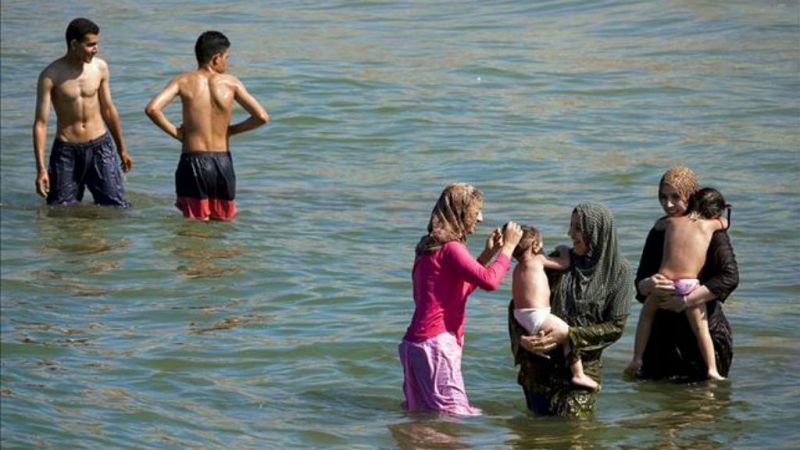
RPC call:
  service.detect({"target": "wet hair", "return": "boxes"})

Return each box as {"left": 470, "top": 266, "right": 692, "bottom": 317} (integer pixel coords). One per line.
{"left": 65, "top": 18, "right": 99, "bottom": 47}
{"left": 195, "top": 31, "right": 230, "bottom": 65}
{"left": 659, "top": 165, "right": 699, "bottom": 204}
{"left": 513, "top": 226, "right": 542, "bottom": 261}
{"left": 687, "top": 187, "right": 726, "bottom": 219}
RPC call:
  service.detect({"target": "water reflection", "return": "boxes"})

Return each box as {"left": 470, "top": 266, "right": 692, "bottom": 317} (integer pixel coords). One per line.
{"left": 32, "top": 206, "right": 130, "bottom": 295}
{"left": 35, "top": 205, "right": 130, "bottom": 258}
{"left": 388, "top": 417, "right": 470, "bottom": 450}
{"left": 166, "top": 220, "right": 246, "bottom": 279}
{"left": 617, "top": 381, "right": 738, "bottom": 449}
{"left": 504, "top": 413, "right": 599, "bottom": 450}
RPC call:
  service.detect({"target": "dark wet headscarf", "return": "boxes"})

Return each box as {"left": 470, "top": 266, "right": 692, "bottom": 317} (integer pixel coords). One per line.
{"left": 415, "top": 183, "right": 483, "bottom": 255}
{"left": 552, "top": 203, "right": 632, "bottom": 325}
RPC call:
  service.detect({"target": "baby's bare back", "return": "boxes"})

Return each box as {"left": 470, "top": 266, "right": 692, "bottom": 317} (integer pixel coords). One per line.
{"left": 660, "top": 216, "right": 718, "bottom": 279}
{"left": 178, "top": 71, "right": 236, "bottom": 151}
{"left": 512, "top": 261, "right": 551, "bottom": 310}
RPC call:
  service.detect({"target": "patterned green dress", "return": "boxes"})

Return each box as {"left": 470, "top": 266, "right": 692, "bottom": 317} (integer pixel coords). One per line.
{"left": 508, "top": 203, "right": 633, "bottom": 418}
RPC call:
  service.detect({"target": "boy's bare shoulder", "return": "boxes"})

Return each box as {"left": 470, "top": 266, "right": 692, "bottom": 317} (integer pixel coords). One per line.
{"left": 532, "top": 253, "right": 549, "bottom": 264}
{"left": 170, "top": 70, "right": 205, "bottom": 89}
{"left": 173, "top": 69, "right": 198, "bottom": 81}
{"left": 219, "top": 73, "right": 243, "bottom": 87}
{"left": 702, "top": 216, "right": 728, "bottom": 232}
{"left": 90, "top": 58, "right": 110, "bottom": 79}
{"left": 41, "top": 58, "right": 67, "bottom": 78}
{"left": 93, "top": 57, "right": 109, "bottom": 70}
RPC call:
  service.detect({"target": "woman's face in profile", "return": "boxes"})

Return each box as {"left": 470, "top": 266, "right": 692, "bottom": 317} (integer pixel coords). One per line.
{"left": 659, "top": 184, "right": 688, "bottom": 217}
{"left": 569, "top": 211, "right": 588, "bottom": 256}
{"left": 466, "top": 208, "right": 483, "bottom": 235}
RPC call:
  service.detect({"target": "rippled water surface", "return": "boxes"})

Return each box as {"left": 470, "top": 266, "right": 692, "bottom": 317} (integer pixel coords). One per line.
{"left": 2, "top": 1, "right": 799, "bottom": 448}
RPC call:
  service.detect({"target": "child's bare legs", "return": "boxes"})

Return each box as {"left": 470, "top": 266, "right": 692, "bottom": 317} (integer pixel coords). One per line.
{"left": 685, "top": 303, "right": 725, "bottom": 380}
{"left": 567, "top": 344, "right": 598, "bottom": 390}
{"left": 625, "top": 296, "right": 659, "bottom": 376}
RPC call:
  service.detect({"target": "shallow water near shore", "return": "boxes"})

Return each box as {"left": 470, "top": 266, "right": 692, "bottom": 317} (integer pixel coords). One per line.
{"left": 2, "top": 1, "right": 799, "bottom": 448}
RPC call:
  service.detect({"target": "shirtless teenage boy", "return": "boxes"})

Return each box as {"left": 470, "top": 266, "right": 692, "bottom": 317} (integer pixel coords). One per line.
{"left": 626, "top": 188, "right": 729, "bottom": 380}
{"left": 33, "top": 18, "right": 133, "bottom": 206}
{"left": 145, "top": 31, "right": 268, "bottom": 220}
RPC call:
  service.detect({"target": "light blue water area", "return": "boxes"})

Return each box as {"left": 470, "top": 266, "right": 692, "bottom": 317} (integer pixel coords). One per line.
{"left": 2, "top": 0, "right": 799, "bottom": 448}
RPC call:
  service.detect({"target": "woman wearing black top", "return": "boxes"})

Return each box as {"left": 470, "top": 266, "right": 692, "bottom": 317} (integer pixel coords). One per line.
{"left": 634, "top": 166, "right": 739, "bottom": 380}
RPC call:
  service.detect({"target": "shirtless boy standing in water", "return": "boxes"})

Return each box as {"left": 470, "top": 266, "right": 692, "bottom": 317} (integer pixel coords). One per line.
{"left": 145, "top": 31, "right": 269, "bottom": 220}
{"left": 33, "top": 18, "right": 133, "bottom": 206}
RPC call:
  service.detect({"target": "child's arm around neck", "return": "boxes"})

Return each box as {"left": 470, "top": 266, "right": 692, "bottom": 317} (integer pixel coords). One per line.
{"left": 540, "top": 245, "right": 571, "bottom": 271}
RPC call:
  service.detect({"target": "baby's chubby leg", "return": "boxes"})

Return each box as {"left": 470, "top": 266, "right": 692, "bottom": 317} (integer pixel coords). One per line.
{"left": 566, "top": 345, "right": 599, "bottom": 391}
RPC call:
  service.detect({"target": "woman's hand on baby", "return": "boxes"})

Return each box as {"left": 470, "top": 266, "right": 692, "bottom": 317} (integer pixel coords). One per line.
{"left": 640, "top": 273, "right": 675, "bottom": 297}
{"left": 521, "top": 316, "right": 569, "bottom": 353}
{"left": 519, "top": 335, "right": 551, "bottom": 359}
{"left": 502, "top": 221, "right": 523, "bottom": 249}
{"left": 520, "top": 334, "right": 552, "bottom": 354}
{"left": 484, "top": 228, "right": 503, "bottom": 253}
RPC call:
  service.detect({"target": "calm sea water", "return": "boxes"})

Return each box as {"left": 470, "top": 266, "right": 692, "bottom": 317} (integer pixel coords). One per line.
{"left": 2, "top": 1, "right": 799, "bottom": 448}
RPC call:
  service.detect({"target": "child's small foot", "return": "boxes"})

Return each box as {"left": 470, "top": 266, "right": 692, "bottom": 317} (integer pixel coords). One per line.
{"left": 624, "top": 360, "right": 642, "bottom": 377}
{"left": 572, "top": 374, "right": 599, "bottom": 391}
{"left": 707, "top": 371, "right": 726, "bottom": 381}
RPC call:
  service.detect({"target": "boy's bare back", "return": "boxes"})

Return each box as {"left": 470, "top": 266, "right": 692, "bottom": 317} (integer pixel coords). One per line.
{"left": 174, "top": 69, "right": 238, "bottom": 151}
{"left": 513, "top": 256, "right": 552, "bottom": 310}
{"left": 660, "top": 215, "right": 726, "bottom": 279}
{"left": 513, "top": 248, "right": 570, "bottom": 310}
{"left": 145, "top": 46, "right": 267, "bottom": 152}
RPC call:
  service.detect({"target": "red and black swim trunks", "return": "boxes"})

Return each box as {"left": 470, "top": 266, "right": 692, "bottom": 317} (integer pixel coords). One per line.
{"left": 174, "top": 151, "right": 237, "bottom": 220}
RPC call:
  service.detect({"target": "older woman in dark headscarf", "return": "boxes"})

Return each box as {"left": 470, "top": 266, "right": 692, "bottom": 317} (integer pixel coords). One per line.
{"left": 508, "top": 203, "right": 633, "bottom": 417}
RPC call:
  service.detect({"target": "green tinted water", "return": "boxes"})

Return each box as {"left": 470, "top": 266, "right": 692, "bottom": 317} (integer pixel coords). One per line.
{"left": 2, "top": 1, "right": 799, "bottom": 448}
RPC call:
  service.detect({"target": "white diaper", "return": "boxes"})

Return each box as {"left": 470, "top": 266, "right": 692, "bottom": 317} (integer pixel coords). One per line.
{"left": 513, "top": 307, "right": 551, "bottom": 335}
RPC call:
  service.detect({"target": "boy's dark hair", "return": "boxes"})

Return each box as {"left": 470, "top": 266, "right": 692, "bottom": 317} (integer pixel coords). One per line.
{"left": 513, "top": 225, "right": 542, "bottom": 261}
{"left": 195, "top": 31, "right": 230, "bottom": 65}
{"left": 66, "top": 18, "right": 99, "bottom": 47}
{"left": 688, "top": 187, "right": 726, "bottom": 219}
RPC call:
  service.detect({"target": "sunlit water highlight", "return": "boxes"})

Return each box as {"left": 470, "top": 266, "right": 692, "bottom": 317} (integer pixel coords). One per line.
{"left": 2, "top": 1, "right": 799, "bottom": 448}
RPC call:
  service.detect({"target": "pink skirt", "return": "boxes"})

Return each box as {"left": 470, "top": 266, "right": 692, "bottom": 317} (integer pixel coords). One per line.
{"left": 398, "top": 332, "right": 482, "bottom": 416}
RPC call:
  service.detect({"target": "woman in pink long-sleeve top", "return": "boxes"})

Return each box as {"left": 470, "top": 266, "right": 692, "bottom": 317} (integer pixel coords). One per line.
{"left": 399, "top": 183, "right": 522, "bottom": 415}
